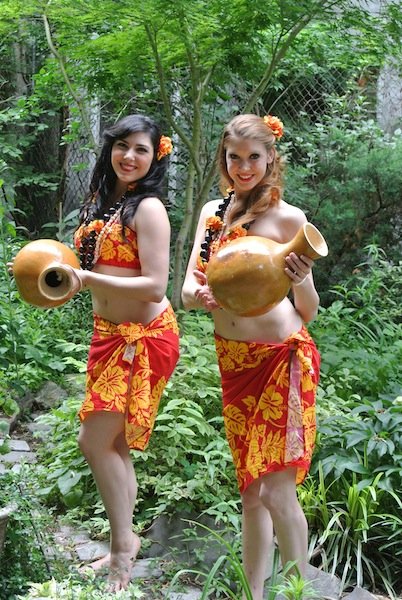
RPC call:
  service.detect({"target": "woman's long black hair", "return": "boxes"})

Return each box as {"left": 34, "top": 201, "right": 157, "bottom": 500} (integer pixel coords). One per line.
{"left": 79, "top": 114, "right": 168, "bottom": 229}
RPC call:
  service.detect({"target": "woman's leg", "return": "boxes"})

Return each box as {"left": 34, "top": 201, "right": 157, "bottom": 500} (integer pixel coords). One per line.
{"left": 84, "top": 430, "right": 139, "bottom": 571}
{"left": 241, "top": 479, "right": 274, "bottom": 600}
{"left": 114, "top": 431, "right": 138, "bottom": 513}
{"left": 259, "top": 468, "right": 308, "bottom": 575}
{"left": 78, "top": 412, "right": 140, "bottom": 590}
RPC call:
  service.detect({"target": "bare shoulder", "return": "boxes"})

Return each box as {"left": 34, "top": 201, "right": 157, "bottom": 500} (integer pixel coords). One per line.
{"left": 200, "top": 198, "right": 222, "bottom": 218}
{"left": 253, "top": 200, "right": 308, "bottom": 241}
{"left": 132, "top": 196, "right": 168, "bottom": 227}
{"left": 276, "top": 200, "right": 307, "bottom": 235}
{"left": 136, "top": 196, "right": 167, "bottom": 216}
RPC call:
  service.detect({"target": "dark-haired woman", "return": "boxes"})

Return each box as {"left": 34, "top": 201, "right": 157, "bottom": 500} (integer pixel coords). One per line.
{"left": 71, "top": 114, "right": 179, "bottom": 591}
{"left": 182, "top": 114, "right": 320, "bottom": 600}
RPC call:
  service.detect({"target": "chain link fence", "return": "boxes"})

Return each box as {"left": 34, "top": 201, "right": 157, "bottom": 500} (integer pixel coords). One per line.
{"left": 25, "top": 62, "right": 401, "bottom": 224}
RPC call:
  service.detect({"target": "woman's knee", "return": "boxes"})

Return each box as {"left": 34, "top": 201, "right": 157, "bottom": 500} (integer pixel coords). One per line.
{"left": 259, "top": 470, "right": 299, "bottom": 516}
{"left": 77, "top": 426, "right": 93, "bottom": 458}
{"left": 78, "top": 412, "right": 124, "bottom": 456}
{"left": 241, "top": 481, "right": 263, "bottom": 511}
{"left": 77, "top": 417, "right": 106, "bottom": 458}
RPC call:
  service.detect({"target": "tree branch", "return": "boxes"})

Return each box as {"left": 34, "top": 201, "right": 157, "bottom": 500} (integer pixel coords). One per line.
{"left": 243, "top": 13, "right": 313, "bottom": 112}
{"left": 42, "top": 13, "right": 96, "bottom": 151}
{"left": 144, "top": 21, "right": 202, "bottom": 179}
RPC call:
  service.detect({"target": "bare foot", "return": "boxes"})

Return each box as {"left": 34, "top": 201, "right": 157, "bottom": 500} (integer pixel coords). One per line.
{"left": 77, "top": 551, "right": 111, "bottom": 575}
{"left": 106, "top": 533, "right": 141, "bottom": 592}
{"left": 87, "top": 552, "right": 111, "bottom": 570}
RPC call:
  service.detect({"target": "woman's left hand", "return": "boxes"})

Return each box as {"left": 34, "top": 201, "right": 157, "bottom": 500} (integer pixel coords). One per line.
{"left": 285, "top": 252, "right": 314, "bottom": 286}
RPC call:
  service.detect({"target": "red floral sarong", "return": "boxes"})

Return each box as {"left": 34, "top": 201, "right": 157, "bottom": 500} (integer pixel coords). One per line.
{"left": 79, "top": 304, "right": 179, "bottom": 450}
{"left": 215, "top": 326, "right": 320, "bottom": 493}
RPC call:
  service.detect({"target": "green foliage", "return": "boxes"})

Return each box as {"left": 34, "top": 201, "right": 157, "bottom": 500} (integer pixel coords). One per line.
{"left": 132, "top": 311, "right": 238, "bottom": 526}
{"left": 169, "top": 521, "right": 249, "bottom": 599}
{"left": 17, "top": 575, "right": 144, "bottom": 599}
{"left": 34, "top": 396, "right": 95, "bottom": 511}
{"left": 169, "top": 521, "right": 318, "bottom": 600}
{"left": 303, "top": 245, "right": 402, "bottom": 595}
{"left": 270, "top": 572, "right": 320, "bottom": 600}
{"left": 310, "top": 246, "right": 402, "bottom": 493}
{"left": 311, "top": 246, "right": 401, "bottom": 403}
{"left": 4, "top": 0, "right": 401, "bottom": 304}
{"left": 1, "top": 3, "right": 402, "bottom": 595}
{"left": 316, "top": 393, "right": 402, "bottom": 491}
{"left": 0, "top": 97, "right": 62, "bottom": 232}
{"left": 24, "top": 246, "right": 402, "bottom": 595}
{"left": 286, "top": 91, "right": 402, "bottom": 302}
{"left": 0, "top": 469, "right": 70, "bottom": 600}
{"left": 300, "top": 468, "right": 401, "bottom": 596}
{"left": 0, "top": 211, "right": 91, "bottom": 405}
{"left": 40, "top": 208, "right": 81, "bottom": 245}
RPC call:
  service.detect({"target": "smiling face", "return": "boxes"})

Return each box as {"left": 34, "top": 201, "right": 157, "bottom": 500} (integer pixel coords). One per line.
{"left": 225, "top": 136, "right": 274, "bottom": 195}
{"left": 111, "top": 131, "right": 154, "bottom": 193}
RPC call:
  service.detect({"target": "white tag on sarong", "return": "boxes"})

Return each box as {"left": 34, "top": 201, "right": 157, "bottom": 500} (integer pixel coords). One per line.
{"left": 123, "top": 343, "right": 136, "bottom": 363}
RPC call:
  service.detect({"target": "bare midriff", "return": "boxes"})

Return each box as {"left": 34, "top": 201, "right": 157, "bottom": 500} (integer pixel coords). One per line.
{"left": 91, "top": 264, "right": 169, "bottom": 325}
{"left": 212, "top": 296, "right": 303, "bottom": 344}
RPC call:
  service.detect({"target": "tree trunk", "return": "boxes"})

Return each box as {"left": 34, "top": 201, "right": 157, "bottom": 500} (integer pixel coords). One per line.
{"left": 171, "top": 159, "right": 197, "bottom": 310}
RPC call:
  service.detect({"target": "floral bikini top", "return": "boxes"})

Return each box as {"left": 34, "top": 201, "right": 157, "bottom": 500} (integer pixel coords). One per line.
{"left": 74, "top": 218, "right": 141, "bottom": 270}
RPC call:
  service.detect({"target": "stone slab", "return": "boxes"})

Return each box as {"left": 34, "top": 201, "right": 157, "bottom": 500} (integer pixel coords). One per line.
{"left": 8, "top": 439, "right": 31, "bottom": 451}
{"left": 75, "top": 539, "right": 109, "bottom": 562}
{"left": 34, "top": 381, "right": 68, "bottom": 410}
{"left": 0, "top": 450, "right": 36, "bottom": 464}
{"left": 26, "top": 421, "right": 51, "bottom": 437}
{"left": 343, "top": 588, "right": 377, "bottom": 599}
{"left": 264, "top": 563, "right": 341, "bottom": 600}
{"left": 71, "top": 531, "right": 93, "bottom": 545}
{"left": 167, "top": 588, "right": 202, "bottom": 600}
{"left": 305, "top": 564, "right": 341, "bottom": 599}
{"left": 131, "top": 557, "right": 163, "bottom": 579}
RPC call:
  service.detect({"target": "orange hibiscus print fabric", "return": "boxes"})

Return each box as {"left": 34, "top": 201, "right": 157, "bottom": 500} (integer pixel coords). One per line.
{"left": 79, "top": 304, "right": 179, "bottom": 450}
{"left": 215, "top": 327, "right": 320, "bottom": 493}
{"left": 74, "top": 221, "right": 141, "bottom": 269}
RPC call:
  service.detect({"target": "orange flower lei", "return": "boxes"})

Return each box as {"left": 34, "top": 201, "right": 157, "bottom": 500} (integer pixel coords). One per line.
{"left": 208, "top": 226, "right": 247, "bottom": 260}
{"left": 206, "top": 215, "right": 223, "bottom": 231}
{"left": 197, "top": 191, "right": 251, "bottom": 273}
{"left": 157, "top": 135, "right": 173, "bottom": 160}
{"left": 86, "top": 219, "right": 104, "bottom": 234}
{"left": 263, "top": 115, "right": 284, "bottom": 140}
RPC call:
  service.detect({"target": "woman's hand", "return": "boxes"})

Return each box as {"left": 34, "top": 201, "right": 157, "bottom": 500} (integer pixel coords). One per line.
{"left": 61, "top": 265, "right": 85, "bottom": 295}
{"left": 193, "top": 269, "right": 220, "bottom": 311}
{"left": 7, "top": 259, "right": 15, "bottom": 276}
{"left": 285, "top": 252, "right": 314, "bottom": 286}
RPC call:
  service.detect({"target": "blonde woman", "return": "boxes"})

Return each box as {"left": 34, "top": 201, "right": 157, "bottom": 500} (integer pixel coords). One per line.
{"left": 182, "top": 114, "right": 320, "bottom": 600}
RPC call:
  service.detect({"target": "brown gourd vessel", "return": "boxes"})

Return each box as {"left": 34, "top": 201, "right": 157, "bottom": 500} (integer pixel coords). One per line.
{"left": 13, "top": 239, "right": 80, "bottom": 309}
{"left": 206, "top": 222, "right": 328, "bottom": 317}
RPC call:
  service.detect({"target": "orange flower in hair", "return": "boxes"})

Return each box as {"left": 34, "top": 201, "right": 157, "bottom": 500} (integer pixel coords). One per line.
{"left": 263, "top": 115, "right": 284, "bottom": 140}
{"left": 157, "top": 135, "right": 173, "bottom": 160}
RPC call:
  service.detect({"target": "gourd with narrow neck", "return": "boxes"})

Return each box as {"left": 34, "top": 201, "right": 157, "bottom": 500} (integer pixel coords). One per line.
{"left": 206, "top": 223, "right": 328, "bottom": 317}
{"left": 13, "top": 239, "right": 81, "bottom": 309}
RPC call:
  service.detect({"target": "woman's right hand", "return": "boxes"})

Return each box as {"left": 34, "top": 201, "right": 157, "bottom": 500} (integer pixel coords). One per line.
{"left": 60, "top": 264, "right": 84, "bottom": 296}
{"left": 193, "top": 269, "right": 220, "bottom": 311}
{"left": 7, "top": 259, "right": 15, "bottom": 276}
